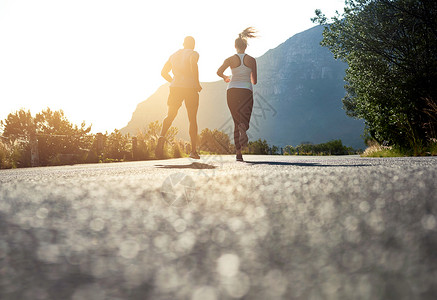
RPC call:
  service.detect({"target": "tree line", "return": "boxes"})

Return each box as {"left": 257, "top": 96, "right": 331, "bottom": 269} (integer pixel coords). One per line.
{"left": 0, "top": 108, "right": 359, "bottom": 169}
{"left": 313, "top": 0, "right": 437, "bottom": 155}
{"left": 0, "top": 109, "right": 185, "bottom": 168}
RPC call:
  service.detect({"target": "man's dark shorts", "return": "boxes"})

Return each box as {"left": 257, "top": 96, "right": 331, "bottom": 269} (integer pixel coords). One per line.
{"left": 167, "top": 87, "right": 199, "bottom": 110}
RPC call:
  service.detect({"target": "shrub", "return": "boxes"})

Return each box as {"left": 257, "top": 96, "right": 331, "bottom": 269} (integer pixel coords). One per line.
{"left": 0, "top": 141, "right": 11, "bottom": 169}
{"left": 172, "top": 142, "right": 182, "bottom": 158}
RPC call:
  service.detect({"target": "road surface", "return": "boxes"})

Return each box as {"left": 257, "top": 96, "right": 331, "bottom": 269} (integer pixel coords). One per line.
{"left": 1, "top": 155, "right": 437, "bottom": 299}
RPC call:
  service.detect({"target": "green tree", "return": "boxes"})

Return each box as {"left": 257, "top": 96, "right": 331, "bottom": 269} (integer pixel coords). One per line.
{"left": 0, "top": 109, "right": 35, "bottom": 167}
{"left": 321, "top": 139, "right": 352, "bottom": 155}
{"left": 283, "top": 145, "right": 296, "bottom": 155}
{"left": 132, "top": 131, "right": 150, "bottom": 161}
{"left": 145, "top": 120, "right": 179, "bottom": 158}
{"left": 297, "top": 142, "right": 314, "bottom": 155}
{"left": 1, "top": 109, "right": 35, "bottom": 143}
{"left": 199, "top": 128, "right": 232, "bottom": 154}
{"left": 104, "top": 129, "right": 131, "bottom": 160}
{"left": 295, "top": 140, "right": 354, "bottom": 155}
{"left": 146, "top": 120, "right": 178, "bottom": 143}
{"left": 313, "top": 0, "right": 437, "bottom": 154}
{"left": 0, "top": 139, "right": 30, "bottom": 168}
{"left": 1, "top": 108, "right": 92, "bottom": 166}
{"left": 35, "top": 108, "right": 92, "bottom": 164}
{"left": 247, "top": 139, "right": 270, "bottom": 155}
{"left": 271, "top": 145, "right": 279, "bottom": 155}
{"left": 146, "top": 120, "right": 162, "bottom": 137}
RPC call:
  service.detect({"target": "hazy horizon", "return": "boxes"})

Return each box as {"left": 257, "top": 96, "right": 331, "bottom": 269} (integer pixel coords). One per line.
{"left": 0, "top": 0, "right": 345, "bottom": 133}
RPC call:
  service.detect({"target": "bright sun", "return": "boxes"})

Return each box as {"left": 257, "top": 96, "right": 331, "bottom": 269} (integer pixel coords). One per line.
{"left": 0, "top": 0, "right": 346, "bottom": 133}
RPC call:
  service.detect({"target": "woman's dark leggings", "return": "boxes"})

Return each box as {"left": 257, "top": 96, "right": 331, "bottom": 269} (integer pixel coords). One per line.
{"left": 227, "top": 88, "right": 254, "bottom": 151}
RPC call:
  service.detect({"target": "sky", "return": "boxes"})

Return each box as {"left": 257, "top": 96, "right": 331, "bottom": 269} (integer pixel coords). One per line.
{"left": 0, "top": 0, "right": 345, "bottom": 133}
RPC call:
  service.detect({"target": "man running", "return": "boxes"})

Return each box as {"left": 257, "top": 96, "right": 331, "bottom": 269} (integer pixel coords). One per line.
{"left": 155, "top": 36, "right": 202, "bottom": 159}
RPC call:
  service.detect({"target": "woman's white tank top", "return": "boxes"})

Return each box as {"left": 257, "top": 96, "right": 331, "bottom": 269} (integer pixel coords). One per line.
{"left": 227, "top": 53, "right": 253, "bottom": 91}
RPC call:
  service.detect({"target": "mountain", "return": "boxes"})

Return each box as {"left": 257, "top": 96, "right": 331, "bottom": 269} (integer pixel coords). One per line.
{"left": 121, "top": 25, "right": 365, "bottom": 149}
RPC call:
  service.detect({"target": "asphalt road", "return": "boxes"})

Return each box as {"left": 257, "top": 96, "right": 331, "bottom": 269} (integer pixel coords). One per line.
{"left": 1, "top": 155, "right": 437, "bottom": 300}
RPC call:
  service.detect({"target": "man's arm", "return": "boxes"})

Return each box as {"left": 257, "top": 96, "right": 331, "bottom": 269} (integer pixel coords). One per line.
{"left": 161, "top": 59, "right": 173, "bottom": 83}
{"left": 190, "top": 52, "right": 202, "bottom": 92}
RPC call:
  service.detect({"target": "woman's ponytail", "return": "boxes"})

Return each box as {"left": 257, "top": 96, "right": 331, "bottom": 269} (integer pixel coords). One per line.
{"left": 235, "top": 27, "right": 257, "bottom": 50}
{"left": 240, "top": 27, "right": 257, "bottom": 39}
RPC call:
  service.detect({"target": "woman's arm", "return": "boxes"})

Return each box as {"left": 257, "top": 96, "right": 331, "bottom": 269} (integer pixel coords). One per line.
{"left": 250, "top": 57, "right": 257, "bottom": 85}
{"left": 217, "top": 58, "right": 231, "bottom": 82}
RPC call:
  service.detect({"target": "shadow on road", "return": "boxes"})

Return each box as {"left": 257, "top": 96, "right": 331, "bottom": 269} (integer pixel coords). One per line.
{"left": 155, "top": 162, "right": 216, "bottom": 169}
{"left": 244, "top": 161, "right": 371, "bottom": 167}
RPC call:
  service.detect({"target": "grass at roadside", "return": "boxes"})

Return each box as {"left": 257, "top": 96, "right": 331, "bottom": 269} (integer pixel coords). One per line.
{"left": 361, "top": 145, "right": 405, "bottom": 157}
{"left": 362, "top": 140, "right": 437, "bottom": 157}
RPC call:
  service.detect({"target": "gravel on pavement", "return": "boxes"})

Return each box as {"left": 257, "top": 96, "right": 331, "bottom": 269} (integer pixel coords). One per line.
{"left": 1, "top": 155, "right": 437, "bottom": 299}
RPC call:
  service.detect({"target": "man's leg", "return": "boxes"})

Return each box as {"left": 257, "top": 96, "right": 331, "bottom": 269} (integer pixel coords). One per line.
{"left": 156, "top": 88, "right": 182, "bottom": 158}
{"left": 185, "top": 89, "right": 200, "bottom": 158}
{"left": 160, "top": 105, "right": 179, "bottom": 137}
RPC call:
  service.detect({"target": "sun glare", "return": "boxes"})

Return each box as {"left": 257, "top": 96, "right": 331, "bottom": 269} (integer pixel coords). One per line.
{"left": 0, "top": 0, "right": 346, "bottom": 133}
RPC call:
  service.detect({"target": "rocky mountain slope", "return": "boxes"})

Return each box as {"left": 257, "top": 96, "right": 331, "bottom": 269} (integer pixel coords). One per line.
{"left": 121, "top": 26, "right": 365, "bottom": 149}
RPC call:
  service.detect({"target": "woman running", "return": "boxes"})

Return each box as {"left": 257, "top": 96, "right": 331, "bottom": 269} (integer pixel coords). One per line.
{"left": 217, "top": 27, "right": 257, "bottom": 161}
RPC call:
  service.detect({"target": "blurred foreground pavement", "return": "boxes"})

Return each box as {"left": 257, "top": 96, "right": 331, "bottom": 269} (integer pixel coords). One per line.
{"left": 1, "top": 155, "right": 437, "bottom": 299}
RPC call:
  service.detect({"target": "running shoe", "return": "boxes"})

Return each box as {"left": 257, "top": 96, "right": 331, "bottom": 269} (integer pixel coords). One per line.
{"left": 155, "top": 136, "right": 165, "bottom": 159}
{"left": 236, "top": 153, "right": 244, "bottom": 162}
{"left": 189, "top": 152, "right": 200, "bottom": 159}
{"left": 238, "top": 123, "right": 248, "bottom": 148}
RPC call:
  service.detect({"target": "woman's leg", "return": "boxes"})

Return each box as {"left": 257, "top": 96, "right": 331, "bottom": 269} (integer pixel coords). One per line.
{"left": 227, "top": 89, "right": 241, "bottom": 152}
{"left": 234, "top": 89, "right": 253, "bottom": 149}
{"left": 238, "top": 89, "right": 254, "bottom": 132}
